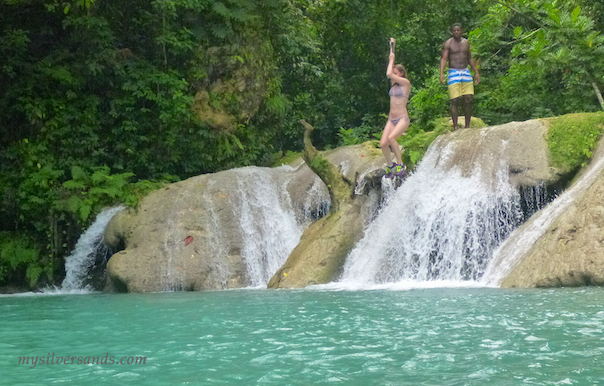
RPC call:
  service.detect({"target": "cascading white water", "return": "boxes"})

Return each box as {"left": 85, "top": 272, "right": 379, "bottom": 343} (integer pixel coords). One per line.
{"left": 127, "top": 164, "right": 328, "bottom": 292}
{"left": 60, "top": 206, "right": 125, "bottom": 292}
{"left": 232, "top": 166, "right": 327, "bottom": 287}
{"left": 338, "top": 140, "right": 527, "bottom": 287}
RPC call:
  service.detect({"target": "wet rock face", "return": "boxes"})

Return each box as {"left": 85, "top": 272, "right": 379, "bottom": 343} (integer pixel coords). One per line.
{"left": 104, "top": 144, "right": 385, "bottom": 293}
{"left": 488, "top": 123, "right": 604, "bottom": 289}
{"left": 266, "top": 199, "right": 376, "bottom": 289}
{"left": 105, "top": 172, "right": 248, "bottom": 293}
{"left": 276, "top": 118, "right": 571, "bottom": 290}
{"left": 500, "top": 157, "right": 604, "bottom": 288}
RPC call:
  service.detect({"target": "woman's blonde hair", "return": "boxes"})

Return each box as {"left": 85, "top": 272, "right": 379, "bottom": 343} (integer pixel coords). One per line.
{"left": 394, "top": 64, "right": 407, "bottom": 78}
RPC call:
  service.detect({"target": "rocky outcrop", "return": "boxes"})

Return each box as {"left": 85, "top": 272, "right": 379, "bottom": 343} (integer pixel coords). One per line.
{"left": 266, "top": 201, "right": 373, "bottom": 288}
{"left": 433, "top": 119, "right": 562, "bottom": 187}
{"left": 492, "top": 134, "right": 604, "bottom": 288}
{"left": 103, "top": 115, "right": 604, "bottom": 292}
{"left": 104, "top": 141, "right": 385, "bottom": 293}
{"left": 500, "top": 167, "right": 604, "bottom": 287}
{"left": 267, "top": 121, "right": 383, "bottom": 288}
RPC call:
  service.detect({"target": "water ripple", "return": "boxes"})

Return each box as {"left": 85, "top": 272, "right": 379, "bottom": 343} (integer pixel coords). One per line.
{"left": 2, "top": 288, "right": 604, "bottom": 385}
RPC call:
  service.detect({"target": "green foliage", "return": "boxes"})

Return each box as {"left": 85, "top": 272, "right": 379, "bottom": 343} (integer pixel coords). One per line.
{"left": 337, "top": 114, "right": 384, "bottom": 146}
{"left": 399, "top": 118, "right": 456, "bottom": 170}
{"left": 547, "top": 113, "right": 604, "bottom": 170}
{"left": 54, "top": 166, "right": 134, "bottom": 224}
{"left": 408, "top": 71, "right": 450, "bottom": 130}
{"left": 471, "top": 0, "right": 604, "bottom": 124}
{"left": 269, "top": 150, "right": 302, "bottom": 167}
{"left": 0, "top": 0, "right": 290, "bottom": 287}
{"left": 0, "top": 233, "right": 52, "bottom": 288}
{"left": 276, "top": 0, "right": 486, "bottom": 150}
{"left": 54, "top": 166, "right": 171, "bottom": 226}
{"left": 2, "top": 0, "right": 604, "bottom": 290}
{"left": 309, "top": 156, "right": 331, "bottom": 174}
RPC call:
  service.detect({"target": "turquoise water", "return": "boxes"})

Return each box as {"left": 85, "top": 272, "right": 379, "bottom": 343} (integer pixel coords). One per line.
{"left": 2, "top": 288, "right": 604, "bottom": 385}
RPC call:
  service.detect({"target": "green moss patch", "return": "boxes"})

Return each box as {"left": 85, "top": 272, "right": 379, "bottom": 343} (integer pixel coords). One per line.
{"left": 309, "top": 155, "right": 332, "bottom": 177}
{"left": 545, "top": 112, "right": 604, "bottom": 171}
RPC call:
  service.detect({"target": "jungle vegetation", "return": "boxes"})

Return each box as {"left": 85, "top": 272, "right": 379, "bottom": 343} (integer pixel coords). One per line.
{"left": 1, "top": 0, "right": 603, "bottom": 289}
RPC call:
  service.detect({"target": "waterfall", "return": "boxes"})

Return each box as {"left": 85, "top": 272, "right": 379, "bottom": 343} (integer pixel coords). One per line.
{"left": 60, "top": 206, "right": 125, "bottom": 292}
{"left": 155, "top": 165, "right": 328, "bottom": 291}
{"left": 337, "top": 137, "right": 541, "bottom": 287}
{"left": 232, "top": 166, "right": 328, "bottom": 287}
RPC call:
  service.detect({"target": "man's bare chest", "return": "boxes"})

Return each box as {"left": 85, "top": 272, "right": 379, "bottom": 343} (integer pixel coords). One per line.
{"left": 449, "top": 41, "right": 468, "bottom": 56}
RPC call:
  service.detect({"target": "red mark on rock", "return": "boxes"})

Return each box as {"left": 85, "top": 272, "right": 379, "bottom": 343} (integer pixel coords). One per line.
{"left": 185, "top": 236, "right": 194, "bottom": 246}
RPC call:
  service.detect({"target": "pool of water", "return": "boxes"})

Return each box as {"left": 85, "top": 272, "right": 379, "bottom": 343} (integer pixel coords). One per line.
{"left": 2, "top": 287, "right": 603, "bottom": 385}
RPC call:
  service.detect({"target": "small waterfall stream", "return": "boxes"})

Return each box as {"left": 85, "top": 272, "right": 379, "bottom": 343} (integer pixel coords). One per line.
{"left": 56, "top": 165, "right": 329, "bottom": 293}
{"left": 232, "top": 166, "right": 327, "bottom": 287}
{"left": 337, "top": 137, "right": 547, "bottom": 288}
{"left": 60, "top": 206, "right": 125, "bottom": 292}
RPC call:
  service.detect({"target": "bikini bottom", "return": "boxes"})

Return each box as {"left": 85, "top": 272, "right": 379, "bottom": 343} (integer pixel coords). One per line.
{"left": 390, "top": 116, "right": 410, "bottom": 126}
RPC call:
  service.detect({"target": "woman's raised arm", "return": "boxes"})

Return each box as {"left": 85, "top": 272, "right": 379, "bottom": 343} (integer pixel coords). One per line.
{"left": 386, "top": 38, "right": 395, "bottom": 76}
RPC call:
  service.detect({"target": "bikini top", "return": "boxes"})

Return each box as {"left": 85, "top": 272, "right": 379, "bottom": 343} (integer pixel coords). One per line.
{"left": 389, "top": 85, "right": 407, "bottom": 98}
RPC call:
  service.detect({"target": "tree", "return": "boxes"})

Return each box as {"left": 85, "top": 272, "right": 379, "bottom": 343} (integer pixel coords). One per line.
{"left": 471, "top": 0, "right": 604, "bottom": 123}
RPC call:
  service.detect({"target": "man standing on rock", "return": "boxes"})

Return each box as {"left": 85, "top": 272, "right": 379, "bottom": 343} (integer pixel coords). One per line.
{"left": 440, "top": 23, "right": 480, "bottom": 131}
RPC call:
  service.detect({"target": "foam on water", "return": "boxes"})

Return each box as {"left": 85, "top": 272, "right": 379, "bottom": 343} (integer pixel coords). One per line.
{"left": 3, "top": 288, "right": 604, "bottom": 385}
{"left": 310, "top": 279, "right": 494, "bottom": 292}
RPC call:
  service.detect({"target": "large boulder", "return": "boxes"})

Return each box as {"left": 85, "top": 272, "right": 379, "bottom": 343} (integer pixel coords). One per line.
{"left": 492, "top": 134, "right": 604, "bottom": 288}
{"left": 433, "top": 119, "right": 562, "bottom": 187}
{"left": 500, "top": 169, "right": 604, "bottom": 287}
{"left": 267, "top": 120, "right": 385, "bottom": 288}
{"left": 104, "top": 116, "right": 591, "bottom": 292}
{"left": 104, "top": 142, "right": 384, "bottom": 292}
{"left": 266, "top": 195, "right": 379, "bottom": 288}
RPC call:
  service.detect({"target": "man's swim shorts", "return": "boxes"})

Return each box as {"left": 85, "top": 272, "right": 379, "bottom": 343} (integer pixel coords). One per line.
{"left": 448, "top": 68, "right": 474, "bottom": 100}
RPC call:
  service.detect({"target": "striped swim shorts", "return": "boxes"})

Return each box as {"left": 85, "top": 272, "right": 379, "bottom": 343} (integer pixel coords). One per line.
{"left": 448, "top": 68, "right": 474, "bottom": 99}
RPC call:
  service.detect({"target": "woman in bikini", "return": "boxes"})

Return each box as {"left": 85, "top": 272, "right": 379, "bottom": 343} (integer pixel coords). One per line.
{"left": 381, "top": 38, "right": 411, "bottom": 178}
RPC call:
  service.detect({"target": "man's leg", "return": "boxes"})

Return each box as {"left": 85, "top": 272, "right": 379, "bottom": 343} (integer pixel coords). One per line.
{"left": 464, "top": 94, "right": 473, "bottom": 128}
{"left": 450, "top": 97, "right": 460, "bottom": 130}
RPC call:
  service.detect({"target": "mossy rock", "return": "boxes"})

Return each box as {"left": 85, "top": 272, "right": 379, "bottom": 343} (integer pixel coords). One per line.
{"left": 267, "top": 201, "right": 366, "bottom": 288}
{"left": 543, "top": 112, "right": 604, "bottom": 174}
